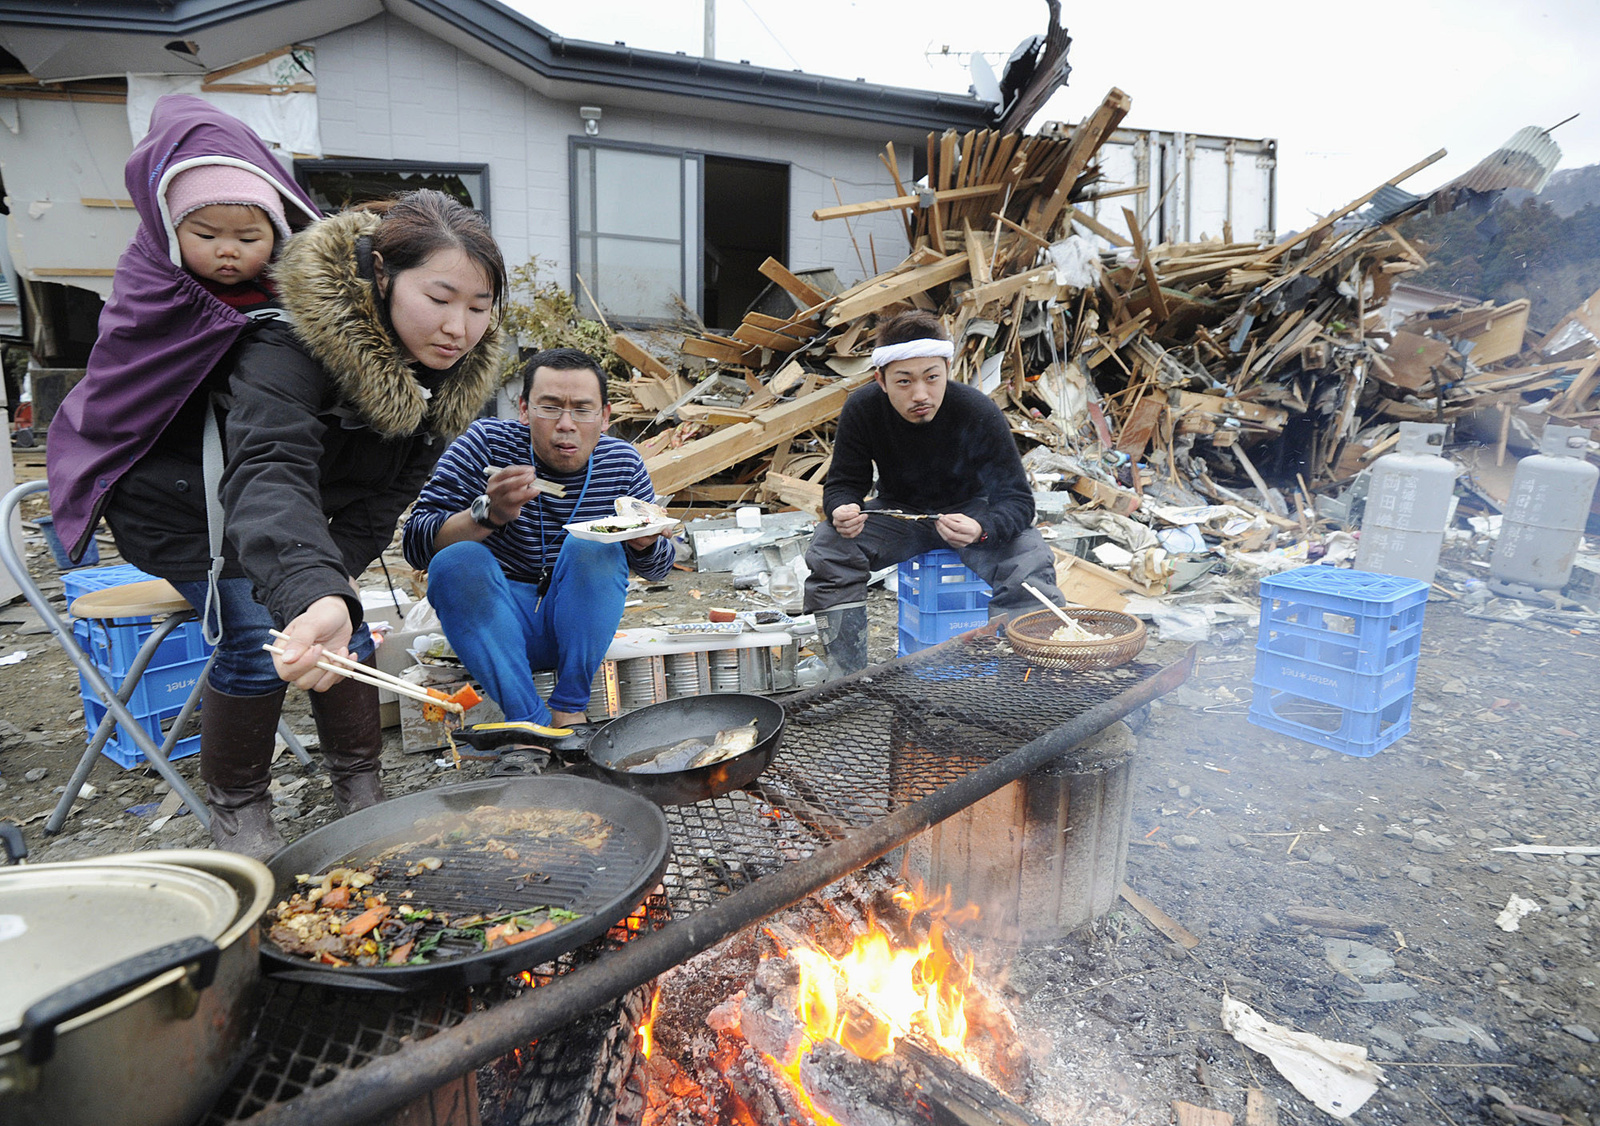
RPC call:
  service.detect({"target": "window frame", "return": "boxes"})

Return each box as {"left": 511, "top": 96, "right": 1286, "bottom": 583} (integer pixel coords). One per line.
{"left": 569, "top": 137, "right": 703, "bottom": 328}
{"left": 292, "top": 159, "right": 491, "bottom": 216}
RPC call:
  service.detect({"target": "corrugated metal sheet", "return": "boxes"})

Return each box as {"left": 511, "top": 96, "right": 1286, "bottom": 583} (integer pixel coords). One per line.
{"left": 1439, "top": 125, "right": 1563, "bottom": 197}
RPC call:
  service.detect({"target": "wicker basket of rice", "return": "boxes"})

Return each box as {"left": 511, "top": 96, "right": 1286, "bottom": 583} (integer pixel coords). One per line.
{"left": 1004, "top": 607, "right": 1147, "bottom": 671}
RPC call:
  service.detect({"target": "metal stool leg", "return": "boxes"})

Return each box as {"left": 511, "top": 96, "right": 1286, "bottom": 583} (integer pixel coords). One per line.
{"left": 0, "top": 482, "right": 211, "bottom": 832}
{"left": 276, "top": 720, "right": 317, "bottom": 769}
{"left": 45, "top": 611, "right": 209, "bottom": 835}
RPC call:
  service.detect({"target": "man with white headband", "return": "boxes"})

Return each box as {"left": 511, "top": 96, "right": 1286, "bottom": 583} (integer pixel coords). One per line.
{"left": 803, "top": 309, "right": 1064, "bottom": 678}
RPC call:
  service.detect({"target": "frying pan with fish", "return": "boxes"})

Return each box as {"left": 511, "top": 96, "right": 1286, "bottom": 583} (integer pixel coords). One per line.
{"left": 260, "top": 775, "right": 669, "bottom": 992}
{"left": 585, "top": 694, "right": 785, "bottom": 807}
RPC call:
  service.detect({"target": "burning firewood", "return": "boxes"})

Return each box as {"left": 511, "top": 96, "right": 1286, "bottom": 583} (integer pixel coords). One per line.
{"left": 637, "top": 869, "right": 1047, "bottom": 1125}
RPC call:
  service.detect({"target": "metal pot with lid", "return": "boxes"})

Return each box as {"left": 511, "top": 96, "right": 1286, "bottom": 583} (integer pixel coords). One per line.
{"left": 0, "top": 850, "right": 272, "bottom": 1126}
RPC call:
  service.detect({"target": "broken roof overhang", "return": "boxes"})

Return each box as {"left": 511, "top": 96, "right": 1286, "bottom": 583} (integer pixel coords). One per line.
{"left": 0, "top": 0, "right": 998, "bottom": 134}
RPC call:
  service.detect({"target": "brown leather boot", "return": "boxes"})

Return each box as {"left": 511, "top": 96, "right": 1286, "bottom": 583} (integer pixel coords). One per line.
{"left": 309, "top": 661, "right": 386, "bottom": 816}
{"left": 199, "top": 680, "right": 287, "bottom": 861}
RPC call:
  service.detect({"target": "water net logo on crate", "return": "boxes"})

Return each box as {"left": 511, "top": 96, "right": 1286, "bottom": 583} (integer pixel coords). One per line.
{"left": 1275, "top": 664, "right": 1340, "bottom": 691}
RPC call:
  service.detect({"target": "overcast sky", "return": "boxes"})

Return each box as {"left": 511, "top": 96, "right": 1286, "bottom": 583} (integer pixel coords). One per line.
{"left": 506, "top": 0, "right": 1600, "bottom": 237}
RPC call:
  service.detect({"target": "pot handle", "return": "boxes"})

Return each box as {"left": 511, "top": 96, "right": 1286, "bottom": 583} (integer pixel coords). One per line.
{"left": 20, "top": 935, "right": 220, "bottom": 1065}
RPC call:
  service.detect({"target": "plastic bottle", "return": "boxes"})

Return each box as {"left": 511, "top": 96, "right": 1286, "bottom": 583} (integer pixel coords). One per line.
{"left": 767, "top": 562, "right": 801, "bottom": 611}
{"left": 1355, "top": 421, "right": 1458, "bottom": 583}
{"left": 1490, "top": 424, "right": 1599, "bottom": 596}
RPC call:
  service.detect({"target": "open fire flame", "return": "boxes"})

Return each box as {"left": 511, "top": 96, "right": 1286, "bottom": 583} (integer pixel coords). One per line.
{"left": 768, "top": 883, "right": 981, "bottom": 1121}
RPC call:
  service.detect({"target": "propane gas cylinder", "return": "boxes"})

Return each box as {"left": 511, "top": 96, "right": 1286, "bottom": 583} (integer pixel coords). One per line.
{"left": 1490, "top": 424, "right": 1598, "bottom": 596}
{"left": 1355, "top": 422, "right": 1458, "bottom": 583}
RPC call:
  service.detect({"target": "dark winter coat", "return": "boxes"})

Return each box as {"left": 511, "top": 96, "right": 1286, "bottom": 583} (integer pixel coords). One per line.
{"left": 46, "top": 94, "right": 320, "bottom": 561}
{"left": 822, "top": 380, "right": 1036, "bottom": 543}
{"left": 112, "top": 208, "right": 505, "bottom": 631}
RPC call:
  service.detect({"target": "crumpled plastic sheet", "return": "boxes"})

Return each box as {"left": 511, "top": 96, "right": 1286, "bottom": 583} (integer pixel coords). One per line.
{"left": 1221, "top": 995, "right": 1385, "bottom": 1119}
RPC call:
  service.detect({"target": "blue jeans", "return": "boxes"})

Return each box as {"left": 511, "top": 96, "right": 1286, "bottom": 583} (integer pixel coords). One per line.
{"left": 171, "top": 577, "right": 374, "bottom": 697}
{"left": 427, "top": 537, "right": 627, "bottom": 724}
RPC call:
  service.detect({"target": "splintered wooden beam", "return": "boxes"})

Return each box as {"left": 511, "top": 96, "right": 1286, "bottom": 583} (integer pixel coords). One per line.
{"left": 611, "top": 333, "right": 677, "bottom": 382}
{"left": 732, "top": 323, "right": 808, "bottom": 351}
{"left": 1124, "top": 206, "right": 1170, "bottom": 322}
{"left": 962, "top": 218, "right": 993, "bottom": 287}
{"left": 957, "top": 264, "right": 1055, "bottom": 310}
{"left": 757, "top": 257, "right": 830, "bottom": 310}
{"left": 1174, "top": 1102, "right": 1234, "bottom": 1126}
{"left": 1026, "top": 87, "right": 1132, "bottom": 236}
{"left": 1067, "top": 205, "right": 1131, "bottom": 248}
{"left": 644, "top": 372, "right": 873, "bottom": 496}
{"left": 760, "top": 471, "right": 824, "bottom": 519}
{"left": 1172, "top": 390, "right": 1289, "bottom": 431}
{"left": 742, "top": 311, "right": 820, "bottom": 337}
{"left": 811, "top": 182, "right": 1009, "bottom": 223}
{"left": 1120, "top": 883, "right": 1200, "bottom": 949}
{"left": 681, "top": 336, "right": 761, "bottom": 365}
{"left": 825, "top": 255, "right": 969, "bottom": 326}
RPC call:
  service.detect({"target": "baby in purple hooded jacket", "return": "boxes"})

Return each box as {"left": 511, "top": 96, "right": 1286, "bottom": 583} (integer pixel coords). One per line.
{"left": 47, "top": 95, "right": 319, "bottom": 564}
{"left": 165, "top": 163, "right": 290, "bottom": 312}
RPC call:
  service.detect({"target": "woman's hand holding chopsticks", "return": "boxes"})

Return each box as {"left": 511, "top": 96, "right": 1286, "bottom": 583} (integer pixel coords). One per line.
{"left": 263, "top": 628, "right": 465, "bottom": 712}
{"left": 269, "top": 596, "right": 356, "bottom": 691}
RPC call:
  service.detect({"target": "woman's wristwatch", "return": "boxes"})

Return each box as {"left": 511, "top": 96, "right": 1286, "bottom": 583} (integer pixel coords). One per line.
{"left": 470, "top": 493, "right": 507, "bottom": 529}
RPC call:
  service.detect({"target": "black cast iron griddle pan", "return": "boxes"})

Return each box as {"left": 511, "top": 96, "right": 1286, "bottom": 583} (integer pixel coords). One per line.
{"left": 261, "top": 775, "right": 669, "bottom": 992}
{"left": 585, "top": 694, "right": 785, "bottom": 806}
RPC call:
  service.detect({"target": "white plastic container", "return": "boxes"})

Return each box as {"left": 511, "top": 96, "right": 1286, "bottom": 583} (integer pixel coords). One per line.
{"left": 1490, "top": 424, "right": 1598, "bottom": 595}
{"left": 1355, "top": 422, "right": 1458, "bottom": 583}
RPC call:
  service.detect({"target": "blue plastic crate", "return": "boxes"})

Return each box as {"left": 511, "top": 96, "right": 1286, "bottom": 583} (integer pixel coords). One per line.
{"left": 61, "top": 562, "right": 159, "bottom": 603}
{"left": 1257, "top": 566, "right": 1428, "bottom": 676}
{"left": 897, "top": 604, "right": 992, "bottom": 656}
{"left": 72, "top": 618, "right": 210, "bottom": 714}
{"left": 62, "top": 563, "right": 212, "bottom": 767}
{"left": 897, "top": 550, "right": 991, "bottom": 614}
{"left": 1248, "top": 685, "right": 1412, "bottom": 757}
{"left": 81, "top": 696, "right": 202, "bottom": 769}
{"left": 1252, "top": 643, "right": 1419, "bottom": 712}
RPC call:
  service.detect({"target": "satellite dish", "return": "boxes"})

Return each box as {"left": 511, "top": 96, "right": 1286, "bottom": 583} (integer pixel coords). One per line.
{"left": 969, "top": 51, "right": 1002, "bottom": 105}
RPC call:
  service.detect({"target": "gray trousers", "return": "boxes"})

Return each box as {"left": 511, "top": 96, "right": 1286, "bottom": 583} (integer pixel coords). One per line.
{"left": 803, "top": 506, "right": 1064, "bottom": 620}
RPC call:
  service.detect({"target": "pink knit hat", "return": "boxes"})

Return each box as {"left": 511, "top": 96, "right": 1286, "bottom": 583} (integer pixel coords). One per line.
{"left": 166, "top": 163, "right": 291, "bottom": 244}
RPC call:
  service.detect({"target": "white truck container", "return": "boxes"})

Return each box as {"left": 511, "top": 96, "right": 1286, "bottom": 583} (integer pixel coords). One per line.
{"left": 1036, "top": 123, "right": 1277, "bottom": 247}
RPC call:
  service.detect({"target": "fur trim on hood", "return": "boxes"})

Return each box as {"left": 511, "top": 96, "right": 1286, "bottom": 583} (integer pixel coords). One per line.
{"left": 273, "top": 209, "right": 504, "bottom": 441}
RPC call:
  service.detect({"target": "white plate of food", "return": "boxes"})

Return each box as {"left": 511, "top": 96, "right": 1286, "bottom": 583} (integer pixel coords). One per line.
{"left": 737, "top": 610, "right": 798, "bottom": 633}
{"left": 563, "top": 515, "right": 679, "bottom": 544}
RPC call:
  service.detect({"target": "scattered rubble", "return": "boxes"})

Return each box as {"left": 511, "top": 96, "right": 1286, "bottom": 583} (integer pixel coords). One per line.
{"left": 597, "top": 94, "right": 1600, "bottom": 618}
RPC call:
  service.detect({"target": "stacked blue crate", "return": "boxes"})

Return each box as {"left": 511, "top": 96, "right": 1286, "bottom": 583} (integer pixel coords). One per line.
{"left": 1248, "top": 566, "right": 1429, "bottom": 756}
{"left": 62, "top": 564, "right": 212, "bottom": 768}
{"left": 897, "top": 549, "right": 992, "bottom": 656}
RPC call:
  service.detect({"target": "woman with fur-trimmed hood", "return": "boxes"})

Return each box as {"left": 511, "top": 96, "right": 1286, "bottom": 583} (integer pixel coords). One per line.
{"left": 107, "top": 187, "right": 505, "bottom": 858}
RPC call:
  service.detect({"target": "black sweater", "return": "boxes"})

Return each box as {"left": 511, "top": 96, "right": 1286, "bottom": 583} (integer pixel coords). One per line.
{"left": 822, "top": 381, "right": 1035, "bottom": 542}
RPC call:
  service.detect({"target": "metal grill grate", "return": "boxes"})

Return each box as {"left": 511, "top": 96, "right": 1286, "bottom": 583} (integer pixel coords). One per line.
{"left": 208, "top": 635, "right": 1174, "bottom": 1124}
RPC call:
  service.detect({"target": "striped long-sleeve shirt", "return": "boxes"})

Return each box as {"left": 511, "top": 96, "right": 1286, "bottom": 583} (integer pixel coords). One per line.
{"left": 401, "top": 419, "right": 675, "bottom": 583}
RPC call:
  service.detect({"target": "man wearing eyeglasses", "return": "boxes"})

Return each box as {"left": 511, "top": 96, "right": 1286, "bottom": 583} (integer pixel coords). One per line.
{"left": 402, "top": 347, "right": 674, "bottom": 729}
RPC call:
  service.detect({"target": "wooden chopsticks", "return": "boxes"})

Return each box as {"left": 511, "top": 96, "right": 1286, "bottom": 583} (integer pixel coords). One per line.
{"left": 261, "top": 629, "right": 464, "bottom": 713}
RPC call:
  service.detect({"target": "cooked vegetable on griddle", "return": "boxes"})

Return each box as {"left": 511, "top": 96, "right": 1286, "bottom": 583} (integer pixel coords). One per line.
{"left": 264, "top": 805, "right": 606, "bottom": 967}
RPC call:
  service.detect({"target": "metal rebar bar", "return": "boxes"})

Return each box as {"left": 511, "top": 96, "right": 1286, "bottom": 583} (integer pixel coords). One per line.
{"left": 241, "top": 645, "right": 1194, "bottom": 1126}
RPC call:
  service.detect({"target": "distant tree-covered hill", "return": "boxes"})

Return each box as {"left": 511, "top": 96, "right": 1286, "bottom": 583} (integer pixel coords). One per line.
{"left": 1400, "top": 183, "right": 1600, "bottom": 333}
{"left": 1509, "top": 164, "right": 1600, "bottom": 218}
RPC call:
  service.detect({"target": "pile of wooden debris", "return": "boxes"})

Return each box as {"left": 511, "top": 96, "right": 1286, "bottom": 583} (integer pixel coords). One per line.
{"left": 601, "top": 87, "right": 1599, "bottom": 567}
